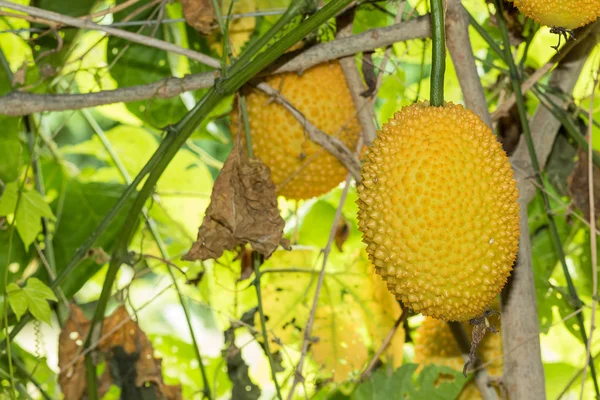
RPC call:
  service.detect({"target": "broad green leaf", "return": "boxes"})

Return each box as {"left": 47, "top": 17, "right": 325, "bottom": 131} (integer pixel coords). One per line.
{"left": 63, "top": 125, "right": 214, "bottom": 237}
{"left": 6, "top": 283, "right": 28, "bottom": 320}
{"left": 0, "top": 229, "right": 31, "bottom": 294}
{"left": 352, "top": 364, "right": 467, "bottom": 400}
{"left": 255, "top": 247, "right": 405, "bottom": 383}
{"left": 0, "top": 182, "right": 55, "bottom": 249}
{"left": 49, "top": 179, "right": 138, "bottom": 298}
{"left": 0, "top": 128, "right": 22, "bottom": 183}
{"left": 544, "top": 362, "right": 579, "bottom": 398}
{"left": 7, "top": 278, "right": 57, "bottom": 325}
{"left": 149, "top": 334, "right": 232, "bottom": 399}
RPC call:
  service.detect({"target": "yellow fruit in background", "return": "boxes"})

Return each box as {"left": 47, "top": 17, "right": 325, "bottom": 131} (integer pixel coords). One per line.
{"left": 230, "top": 61, "right": 361, "bottom": 200}
{"left": 414, "top": 316, "right": 503, "bottom": 400}
{"left": 357, "top": 102, "right": 520, "bottom": 321}
{"left": 208, "top": 0, "right": 256, "bottom": 56}
{"left": 510, "top": 0, "right": 600, "bottom": 29}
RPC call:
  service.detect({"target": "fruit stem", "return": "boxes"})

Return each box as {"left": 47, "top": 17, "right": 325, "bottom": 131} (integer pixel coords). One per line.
{"left": 494, "top": 0, "right": 600, "bottom": 397}
{"left": 429, "top": 0, "right": 446, "bottom": 107}
{"left": 253, "top": 252, "right": 284, "bottom": 400}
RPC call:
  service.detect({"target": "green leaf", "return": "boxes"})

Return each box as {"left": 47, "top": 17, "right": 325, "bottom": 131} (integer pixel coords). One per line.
{"left": 6, "top": 278, "right": 57, "bottom": 325}
{"left": 0, "top": 229, "right": 31, "bottom": 294}
{"left": 30, "top": 0, "right": 97, "bottom": 67}
{"left": 107, "top": 0, "right": 187, "bottom": 126}
{"left": 352, "top": 364, "right": 467, "bottom": 400}
{"left": 49, "top": 179, "right": 138, "bottom": 298}
{"left": 0, "top": 182, "right": 55, "bottom": 249}
{"left": 352, "top": 365, "right": 416, "bottom": 400}
{"left": 0, "top": 125, "right": 22, "bottom": 183}
{"left": 256, "top": 247, "right": 405, "bottom": 383}
{"left": 6, "top": 283, "right": 27, "bottom": 321}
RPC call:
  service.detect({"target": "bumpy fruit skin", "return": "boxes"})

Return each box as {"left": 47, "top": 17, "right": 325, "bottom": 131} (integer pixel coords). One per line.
{"left": 230, "top": 61, "right": 361, "bottom": 200}
{"left": 511, "top": 0, "right": 600, "bottom": 29}
{"left": 414, "top": 316, "right": 503, "bottom": 400}
{"left": 357, "top": 102, "right": 520, "bottom": 321}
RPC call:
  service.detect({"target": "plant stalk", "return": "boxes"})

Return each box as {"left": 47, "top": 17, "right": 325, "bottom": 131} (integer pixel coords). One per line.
{"left": 493, "top": 0, "right": 600, "bottom": 396}
{"left": 77, "top": 0, "right": 353, "bottom": 396}
{"left": 429, "top": 0, "right": 445, "bottom": 106}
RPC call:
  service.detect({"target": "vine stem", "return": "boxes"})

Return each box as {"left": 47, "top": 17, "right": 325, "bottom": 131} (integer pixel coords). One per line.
{"left": 429, "top": 0, "right": 445, "bottom": 106}
{"left": 70, "top": 0, "right": 354, "bottom": 397}
{"left": 81, "top": 109, "right": 213, "bottom": 399}
{"left": 581, "top": 73, "right": 599, "bottom": 399}
{"left": 493, "top": 0, "right": 600, "bottom": 397}
{"left": 253, "top": 252, "right": 283, "bottom": 400}
{"left": 239, "top": 81, "right": 283, "bottom": 399}
{"left": 286, "top": 173, "right": 354, "bottom": 400}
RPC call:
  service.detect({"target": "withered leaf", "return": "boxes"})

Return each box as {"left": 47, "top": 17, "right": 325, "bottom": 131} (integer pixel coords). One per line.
{"left": 238, "top": 247, "right": 256, "bottom": 281}
{"left": 334, "top": 218, "right": 350, "bottom": 252}
{"left": 100, "top": 306, "right": 182, "bottom": 398}
{"left": 58, "top": 304, "right": 92, "bottom": 400}
{"left": 462, "top": 309, "right": 499, "bottom": 377}
{"left": 180, "top": 0, "right": 216, "bottom": 35}
{"left": 360, "top": 51, "right": 377, "bottom": 98}
{"left": 568, "top": 146, "right": 600, "bottom": 221}
{"left": 222, "top": 328, "right": 261, "bottom": 400}
{"left": 58, "top": 304, "right": 182, "bottom": 400}
{"left": 183, "top": 136, "right": 290, "bottom": 262}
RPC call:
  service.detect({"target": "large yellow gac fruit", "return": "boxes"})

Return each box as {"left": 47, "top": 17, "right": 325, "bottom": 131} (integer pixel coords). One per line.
{"left": 230, "top": 61, "right": 361, "bottom": 200}
{"left": 511, "top": 0, "right": 600, "bottom": 29}
{"left": 414, "top": 316, "right": 503, "bottom": 400}
{"left": 357, "top": 102, "right": 520, "bottom": 321}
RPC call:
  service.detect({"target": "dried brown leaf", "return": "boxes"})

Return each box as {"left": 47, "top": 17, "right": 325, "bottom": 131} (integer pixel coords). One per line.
{"left": 183, "top": 136, "right": 290, "bottom": 262}
{"left": 238, "top": 247, "right": 255, "bottom": 281}
{"left": 58, "top": 304, "right": 91, "bottom": 400}
{"left": 100, "top": 306, "right": 182, "bottom": 398}
{"left": 58, "top": 304, "right": 181, "bottom": 400}
{"left": 180, "top": 0, "right": 216, "bottom": 35}
{"left": 360, "top": 51, "right": 377, "bottom": 98}
{"left": 12, "top": 64, "right": 26, "bottom": 86}
{"left": 568, "top": 146, "right": 600, "bottom": 221}
{"left": 462, "top": 310, "right": 499, "bottom": 377}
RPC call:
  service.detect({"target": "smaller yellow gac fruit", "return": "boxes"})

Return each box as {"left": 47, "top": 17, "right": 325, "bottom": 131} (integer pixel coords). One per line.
{"left": 357, "top": 102, "right": 520, "bottom": 321}
{"left": 414, "top": 316, "right": 503, "bottom": 400}
{"left": 208, "top": 1, "right": 256, "bottom": 56}
{"left": 511, "top": 0, "right": 600, "bottom": 29}
{"left": 230, "top": 61, "right": 361, "bottom": 200}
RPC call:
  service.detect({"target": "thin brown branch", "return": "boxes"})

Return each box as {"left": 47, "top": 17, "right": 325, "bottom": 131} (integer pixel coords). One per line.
{"left": 286, "top": 136, "right": 364, "bottom": 400}
{"left": 0, "top": 1, "right": 220, "bottom": 68}
{"left": 581, "top": 70, "right": 599, "bottom": 398}
{"left": 0, "top": 10, "right": 55, "bottom": 26}
{"left": 446, "top": 0, "right": 491, "bottom": 127}
{"left": 448, "top": 322, "right": 499, "bottom": 400}
{"left": 254, "top": 83, "right": 361, "bottom": 182}
{"left": 336, "top": 9, "right": 378, "bottom": 145}
{"left": 359, "top": 305, "right": 408, "bottom": 381}
{"left": 0, "top": 15, "right": 430, "bottom": 116}
{"left": 491, "top": 20, "right": 599, "bottom": 121}
{"left": 87, "top": 0, "right": 143, "bottom": 20}
{"left": 501, "top": 21, "right": 600, "bottom": 400}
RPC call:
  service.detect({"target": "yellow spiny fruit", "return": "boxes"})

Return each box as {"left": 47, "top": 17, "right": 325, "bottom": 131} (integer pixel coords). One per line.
{"left": 510, "top": 0, "right": 600, "bottom": 29}
{"left": 356, "top": 102, "right": 519, "bottom": 321}
{"left": 414, "top": 316, "right": 503, "bottom": 400}
{"left": 230, "top": 61, "right": 361, "bottom": 200}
